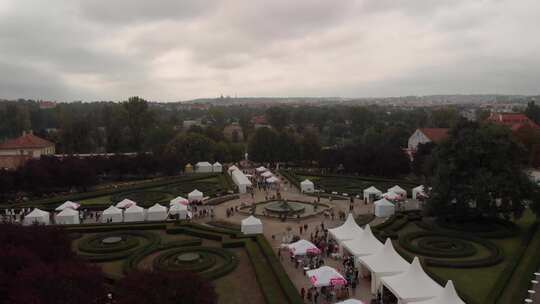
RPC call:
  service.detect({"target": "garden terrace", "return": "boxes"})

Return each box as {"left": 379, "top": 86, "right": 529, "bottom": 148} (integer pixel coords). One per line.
{"left": 372, "top": 210, "right": 540, "bottom": 304}
{"left": 3, "top": 173, "right": 233, "bottom": 210}
{"left": 67, "top": 222, "right": 303, "bottom": 304}
{"left": 280, "top": 169, "right": 418, "bottom": 197}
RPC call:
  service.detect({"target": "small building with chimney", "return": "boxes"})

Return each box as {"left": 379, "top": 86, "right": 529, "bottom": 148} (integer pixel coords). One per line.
{"left": 0, "top": 131, "right": 55, "bottom": 169}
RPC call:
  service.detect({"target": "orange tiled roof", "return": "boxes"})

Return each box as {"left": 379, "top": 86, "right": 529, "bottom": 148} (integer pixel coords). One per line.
{"left": 0, "top": 134, "right": 54, "bottom": 149}
{"left": 419, "top": 128, "right": 449, "bottom": 143}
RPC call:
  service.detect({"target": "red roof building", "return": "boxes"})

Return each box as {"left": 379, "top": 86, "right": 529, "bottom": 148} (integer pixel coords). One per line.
{"left": 406, "top": 128, "right": 449, "bottom": 160}
{"left": 0, "top": 132, "right": 55, "bottom": 165}
{"left": 486, "top": 113, "right": 539, "bottom": 131}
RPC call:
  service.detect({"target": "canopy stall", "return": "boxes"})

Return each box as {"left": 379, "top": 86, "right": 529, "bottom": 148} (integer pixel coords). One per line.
{"left": 169, "top": 203, "right": 189, "bottom": 219}
{"left": 261, "top": 171, "right": 273, "bottom": 178}
{"left": 170, "top": 196, "right": 189, "bottom": 206}
{"left": 307, "top": 266, "right": 347, "bottom": 288}
{"left": 328, "top": 213, "right": 364, "bottom": 245}
{"left": 55, "top": 208, "right": 80, "bottom": 225}
{"left": 300, "top": 179, "right": 315, "bottom": 193}
{"left": 195, "top": 161, "right": 213, "bottom": 173}
{"left": 23, "top": 208, "right": 50, "bottom": 226}
{"left": 115, "top": 199, "right": 137, "bottom": 209}
{"left": 255, "top": 166, "right": 267, "bottom": 173}
{"left": 266, "top": 176, "right": 279, "bottom": 183}
{"left": 55, "top": 200, "right": 80, "bottom": 211}
{"left": 383, "top": 191, "right": 402, "bottom": 202}
{"left": 363, "top": 186, "right": 383, "bottom": 203}
{"left": 374, "top": 198, "right": 395, "bottom": 217}
{"left": 188, "top": 189, "right": 203, "bottom": 202}
{"left": 342, "top": 225, "right": 383, "bottom": 261}
{"left": 123, "top": 205, "right": 145, "bottom": 222}
{"left": 227, "top": 165, "right": 239, "bottom": 175}
{"left": 241, "top": 215, "right": 263, "bottom": 234}
{"left": 287, "top": 239, "right": 321, "bottom": 256}
{"left": 388, "top": 185, "right": 407, "bottom": 198}
{"left": 336, "top": 300, "right": 365, "bottom": 304}
{"left": 412, "top": 185, "right": 427, "bottom": 200}
{"left": 147, "top": 204, "right": 168, "bottom": 221}
{"left": 101, "top": 206, "right": 123, "bottom": 223}
{"left": 381, "top": 257, "right": 442, "bottom": 303}
{"left": 212, "top": 162, "right": 223, "bottom": 173}
{"left": 358, "top": 238, "right": 410, "bottom": 293}
{"left": 184, "top": 163, "right": 193, "bottom": 173}
{"left": 232, "top": 169, "right": 252, "bottom": 193}
{"left": 417, "top": 281, "right": 465, "bottom": 304}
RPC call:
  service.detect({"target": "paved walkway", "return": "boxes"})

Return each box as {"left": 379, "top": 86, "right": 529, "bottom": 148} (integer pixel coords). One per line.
{"left": 210, "top": 173, "right": 420, "bottom": 304}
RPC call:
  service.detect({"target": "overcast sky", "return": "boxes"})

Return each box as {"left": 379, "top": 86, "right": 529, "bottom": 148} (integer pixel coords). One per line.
{"left": 1, "top": 0, "right": 539, "bottom": 102}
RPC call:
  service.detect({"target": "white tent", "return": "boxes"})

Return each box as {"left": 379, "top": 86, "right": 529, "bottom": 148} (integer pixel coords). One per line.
{"left": 169, "top": 203, "right": 189, "bottom": 219}
{"left": 116, "top": 199, "right": 137, "bottom": 209}
{"left": 307, "top": 266, "right": 347, "bottom": 288}
{"left": 241, "top": 215, "right": 263, "bottom": 234}
{"left": 255, "top": 166, "right": 267, "bottom": 173}
{"left": 418, "top": 281, "right": 465, "bottom": 304}
{"left": 170, "top": 196, "right": 189, "bottom": 206}
{"left": 188, "top": 189, "right": 204, "bottom": 202}
{"left": 55, "top": 207, "right": 80, "bottom": 225}
{"left": 227, "top": 165, "right": 239, "bottom": 175}
{"left": 342, "top": 225, "right": 383, "bottom": 259}
{"left": 412, "top": 185, "right": 426, "bottom": 200}
{"left": 55, "top": 200, "right": 80, "bottom": 211}
{"left": 101, "top": 206, "right": 123, "bottom": 223}
{"left": 123, "top": 205, "right": 145, "bottom": 222}
{"left": 328, "top": 213, "right": 364, "bottom": 244}
{"left": 261, "top": 171, "right": 273, "bottom": 178}
{"left": 358, "top": 239, "right": 410, "bottom": 293}
{"left": 336, "top": 300, "right": 365, "bottom": 304}
{"left": 363, "top": 186, "right": 383, "bottom": 203}
{"left": 388, "top": 185, "right": 407, "bottom": 198}
{"left": 374, "top": 198, "right": 395, "bottom": 217}
{"left": 383, "top": 191, "right": 402, "bottom": 201}
{"left": 147, "top": 203, "right": 168, "bottom": 221}
{"left": 381, "top": 257, "right": 442, "bottom": 303}
{"left": 300, "top": 179, "right": 315, "bottom": 193}
{"left": 212, "top": 162, "right": 223, "bottom": 173}
{"left": 232, "top": 169, "right": 253, "bottom": 193}
{"left": 195, "top": 161, "right": 213, "bottom": 173}
{"left": 23, "top": 208, "right": 50, "bottom": 226}
{"left": 287, "top": 239, "right": 321, "bottom": 256}
{"left": 266, "top": 176, "right": 279, "bottom": 183}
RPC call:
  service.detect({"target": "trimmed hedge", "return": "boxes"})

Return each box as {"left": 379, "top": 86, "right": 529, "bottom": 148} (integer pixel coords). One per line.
{"left": 7, "top": 174, "right": 219, "bottom": 209}
{"left": 436, "top": 217, "right": 519, "bottom": 238}
{"left": 205, "top": 194, "right": 240, "bottom": 206}
{"left": 78, "top": 230, "right": 160, "bottom": 262}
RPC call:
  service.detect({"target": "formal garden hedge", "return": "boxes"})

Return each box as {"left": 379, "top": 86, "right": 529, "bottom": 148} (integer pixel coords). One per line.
{"left": 279, "top": 169, "right": 419, "bottom": 196}
{"left": 4, "top": 173, "right": 226, "bottom": 210}
{"left": 67, "top": 222, "right": 303, "bottom": 304}
{"left": 371, "top": 210, "right": 540, "bottom": 304}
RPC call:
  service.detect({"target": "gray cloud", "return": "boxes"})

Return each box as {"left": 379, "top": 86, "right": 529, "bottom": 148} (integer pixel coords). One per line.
{"left": 0, "top": 0, "right": 538, "bottom": 101}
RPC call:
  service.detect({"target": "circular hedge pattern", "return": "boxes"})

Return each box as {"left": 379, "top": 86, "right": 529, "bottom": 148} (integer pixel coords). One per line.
{"left": 399, "top": 231, "right": 503, "bottom": 268}
{"left": 152, "top": 246, "right": 237, "bottom": 280}
{"left": 78, "top": 231, "right": 159, "bottom": 261}
{"left": 436, "top": 217, "right": 519, "bottom": 238}
{"left": 111, "top": 190, "right": 170, "bottom": 204}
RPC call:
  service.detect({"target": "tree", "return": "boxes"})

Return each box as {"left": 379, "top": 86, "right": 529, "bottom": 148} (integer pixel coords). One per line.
{"left": 427, "top": 121, "right": 534, "bottom": 220}
{"left": 123, "top": 97, "right": 153, "bottom": 150}
{"left": 164, "top": 133, "right": 216, "bottom": 164}
{"left": 265, "top": 107, "right": 290, "bottom": 131}
{"left": 115, "top": 271, "right": 217, "bottom": 304}
{"left": 300, "top": 131, "right": 321, "bottom": 163}
{"left": 411, "top": 142, "right": 436, "bottom": 179}
{"left": 525, "top": 100, "right": 540, "bottom": 124}
{"left": 247, "top": 127, "right": 280, "bottom": 162}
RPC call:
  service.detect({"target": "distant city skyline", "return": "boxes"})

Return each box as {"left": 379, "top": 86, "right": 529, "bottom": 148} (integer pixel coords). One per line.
{"left": 1, "top": 0, "right": 539, "bottom": 102}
